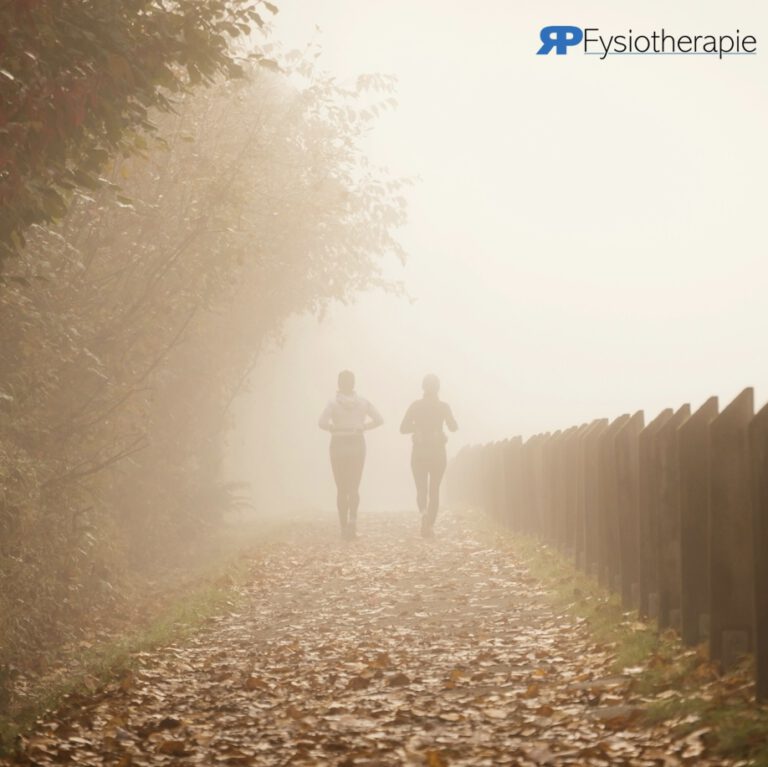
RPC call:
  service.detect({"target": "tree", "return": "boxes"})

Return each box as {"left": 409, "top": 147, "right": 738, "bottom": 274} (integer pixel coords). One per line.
{"left": 0, "top": 0, "right": 278, "bottom": 267}
{"left": 0, "top": 56, "right": 406, "bottom": 706}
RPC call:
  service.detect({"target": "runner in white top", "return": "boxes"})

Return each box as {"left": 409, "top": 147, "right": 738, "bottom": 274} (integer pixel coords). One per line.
{"left": 318, "top": 370, "right": 383, "bottom": 539}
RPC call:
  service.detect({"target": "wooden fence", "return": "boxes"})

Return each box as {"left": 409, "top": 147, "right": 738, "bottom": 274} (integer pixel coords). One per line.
{"left": 447, "top": 387, "right": 768, "bottom": 700}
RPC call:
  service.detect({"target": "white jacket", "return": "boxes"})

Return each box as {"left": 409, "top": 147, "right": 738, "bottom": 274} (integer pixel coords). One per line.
{"left": 318, "top": 393, "right": 383, "bottom": 436}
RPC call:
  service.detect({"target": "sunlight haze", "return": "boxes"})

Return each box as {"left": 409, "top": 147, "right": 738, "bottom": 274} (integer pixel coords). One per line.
{"left": 228, "top": 0, "right": 768, "bottom": 511}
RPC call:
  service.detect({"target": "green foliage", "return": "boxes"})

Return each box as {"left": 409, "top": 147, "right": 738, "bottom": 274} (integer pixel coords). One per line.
{"left": 0, "top": 0, "right": 279, "bottom": 266}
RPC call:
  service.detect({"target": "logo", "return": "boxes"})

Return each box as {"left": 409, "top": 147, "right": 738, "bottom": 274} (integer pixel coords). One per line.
{"left": 537, "top": 26, "right": 584, "bottom": 55}
{"left": 536, "top": 26, "right": 758, "bottom": 59}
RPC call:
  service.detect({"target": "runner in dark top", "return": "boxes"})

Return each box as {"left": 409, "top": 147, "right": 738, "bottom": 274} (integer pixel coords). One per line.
{"left": 400, "top": 374, "right": 458, "bottom": 537}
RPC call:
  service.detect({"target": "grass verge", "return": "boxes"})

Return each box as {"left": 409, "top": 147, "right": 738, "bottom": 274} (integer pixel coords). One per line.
{"left": 0, "top": 510, "right": 319, "bottom": 757}
{"left": 0, "top": 563, "right": 250, "bottom": 756}
{"left": 466, "top": 510, "right": 768, "bottom": 766}
{"left": 0, "top": 510, "right": 334, "bottom": 756}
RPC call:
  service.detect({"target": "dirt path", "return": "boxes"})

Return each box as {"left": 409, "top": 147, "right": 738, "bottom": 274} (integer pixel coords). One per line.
{"left": 6, "top": 511, "right": 728, "bottom": 766}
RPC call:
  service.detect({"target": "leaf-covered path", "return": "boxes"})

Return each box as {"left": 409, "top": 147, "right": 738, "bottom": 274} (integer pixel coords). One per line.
{"left": 8, "top": 512, "right": 729, "bottom": 766}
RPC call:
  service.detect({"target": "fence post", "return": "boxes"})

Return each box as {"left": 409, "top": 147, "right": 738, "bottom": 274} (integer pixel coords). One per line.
{"left": 583, "top": 419, "right": 609, "bottom": 576}
{"left": 479, "top": 444, "right": 490, "bottom": 514}
{"left": 502, "top": 436, "right": 523, "bottom": 530}
{"left": 616, "top": 411, "right": 645, "bottom": 609}
{"left": 751, "top": 402, "right": 768, "bottom": 700}
{"left": 470, "top": 444, "right": 480, "bottom": 510}
{"left": 552, "top": 427, "right": 576, "bottom": 553}
{"left": 521, "top": 436, "right": 538, "bottom": 535}
{"left": 474, "top": 444, "right": 485, "bottom": 511}
{"left": 657, "top": 404, "right": 691, "bottom": 631}
{"left": 445, "top": 447, "right": 459, "bottom": 510}
{"left": 678, "top": 396, "right": 718, "bottom": 646}
{"left": 597, "top": 415, "right": 631, "bottom": 591}
{"left": 494, "top": 441, "right": 507, "bottom": 524}
{"left": 540, "top": 433, "right": 553, "bottom": 542}
{"left": 638, "top": 408, "right": 674, "bottom": 619}
{"left": 709, "top": 387, "right": 754, "bottom": 670}
{"left": 488, "top": 442, "right": 503, "bottom": 520}
{"left": 563, "top": 425, "right": 588, "bottom": 561}
{"left": 576, "top": 420, "right": 603, "bottom": 571}
{"left": 539, "top": 433, "right": 552, "bottom": 539}
{"left": 542, "top": 431, "right": 562, "bottom": 545}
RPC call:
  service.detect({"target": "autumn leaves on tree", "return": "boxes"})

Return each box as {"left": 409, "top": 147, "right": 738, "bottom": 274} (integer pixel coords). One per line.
{"left": 0, "top": 0, "right": 406, "bottom": 705}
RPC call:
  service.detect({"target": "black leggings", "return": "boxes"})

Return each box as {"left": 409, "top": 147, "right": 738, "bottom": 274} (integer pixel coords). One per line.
{"left": 330, "top": 435, "right": 366, "bottom": 526}
{"left": 411, "top": 445, "right": 447, "bottom": 524}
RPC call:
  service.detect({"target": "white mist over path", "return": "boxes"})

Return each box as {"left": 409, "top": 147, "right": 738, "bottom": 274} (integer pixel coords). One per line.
{"left": 228, "top": 1, "right": 768, "bottom": 512}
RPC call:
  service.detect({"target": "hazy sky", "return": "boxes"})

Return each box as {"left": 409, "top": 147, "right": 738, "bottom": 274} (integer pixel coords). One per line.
{"left": 228, "top": 1, "right": 768, "bottom": 512}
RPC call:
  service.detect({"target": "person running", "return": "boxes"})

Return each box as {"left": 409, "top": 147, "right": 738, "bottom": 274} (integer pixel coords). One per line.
{"left": 400, "top": 374, "right": 458, "bottom": 537}
{"left": 318, "top": 370, "right": 383, "bottom": 540}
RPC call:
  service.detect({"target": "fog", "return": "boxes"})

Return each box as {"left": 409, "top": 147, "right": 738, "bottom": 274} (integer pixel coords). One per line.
{"left": 226, "top": 0, "right": 768, "bottom": 513}
{"left": 5, "top": 1, "right": 768, "bottom": 757}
